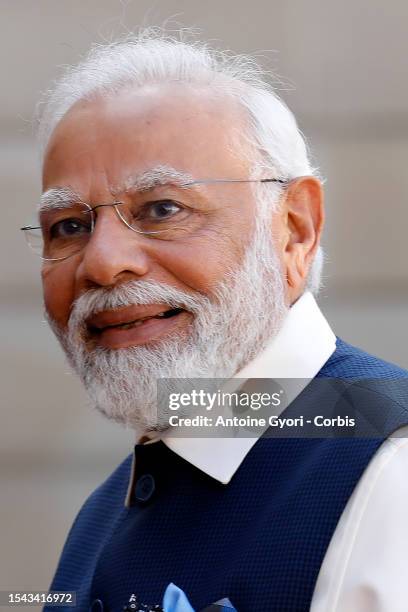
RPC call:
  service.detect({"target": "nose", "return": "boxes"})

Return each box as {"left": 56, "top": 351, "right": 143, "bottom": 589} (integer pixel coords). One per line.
{"left": 75, "top": 207, "right": 151, "bottom": 288}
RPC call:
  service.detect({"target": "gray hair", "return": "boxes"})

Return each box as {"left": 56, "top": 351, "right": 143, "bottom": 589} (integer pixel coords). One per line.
{"left": 36, "top": 28, "right": 323, "bottom": 293}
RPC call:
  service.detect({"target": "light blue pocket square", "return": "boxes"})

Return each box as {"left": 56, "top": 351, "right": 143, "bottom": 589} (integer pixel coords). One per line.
{"left": 163, "top": 583, "right": 195, "bottom": 612}
{"left": 162, "top": 583, "right": 237, "bottom": 612}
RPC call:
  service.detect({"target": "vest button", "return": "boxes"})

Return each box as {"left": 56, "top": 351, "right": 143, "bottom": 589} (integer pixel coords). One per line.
{"left": 89, "top": 599, "right": 104, "bottom": 611}
{"left": 135, "top": 473, "right": 156, "bottom": 502}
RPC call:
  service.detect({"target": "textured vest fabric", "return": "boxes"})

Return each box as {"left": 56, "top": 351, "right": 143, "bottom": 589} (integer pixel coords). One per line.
{"left": 45, "top": 338, "right": 408, "bottom": 611}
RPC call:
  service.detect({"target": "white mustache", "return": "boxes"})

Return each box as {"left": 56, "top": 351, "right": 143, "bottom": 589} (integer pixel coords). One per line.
{"left": 67, "top": 280, "right": 212, "bottom": 335}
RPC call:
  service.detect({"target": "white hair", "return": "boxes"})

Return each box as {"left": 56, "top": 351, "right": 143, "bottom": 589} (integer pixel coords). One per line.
{"left": 36, "top": 28, "right": 323, "bottom": 293}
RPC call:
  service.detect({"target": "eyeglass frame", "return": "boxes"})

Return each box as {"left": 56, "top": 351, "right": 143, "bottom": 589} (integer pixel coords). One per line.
{"left": 20, "top": 177, "right": 288, "bottom": 261}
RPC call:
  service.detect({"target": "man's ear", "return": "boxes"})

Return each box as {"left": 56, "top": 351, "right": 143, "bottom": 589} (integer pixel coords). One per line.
{"left": 277, "top": 176, "right": 324, "bottom": 301}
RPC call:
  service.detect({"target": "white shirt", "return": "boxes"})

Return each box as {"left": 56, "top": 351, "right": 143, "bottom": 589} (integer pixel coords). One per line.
{"left": 126, "top": 292, "right": 408, "bottom": 611}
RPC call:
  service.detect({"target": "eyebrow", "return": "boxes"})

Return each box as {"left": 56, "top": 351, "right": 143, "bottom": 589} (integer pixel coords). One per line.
{"left": 121, "top": 165, "right": 196, "bottom": 193}
{"left": 39, "top": 166, "right": 200, "bottom": 213}
{"left": 39, "top": 187, "right": 83, "bottom": 213}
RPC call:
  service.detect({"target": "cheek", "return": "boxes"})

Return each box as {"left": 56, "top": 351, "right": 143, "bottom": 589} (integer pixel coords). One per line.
{"left": 152, "top": 227, "right": 247, "bottom": 293}
{"left": 42, "top": 262, "right": 76, "bottom": 328}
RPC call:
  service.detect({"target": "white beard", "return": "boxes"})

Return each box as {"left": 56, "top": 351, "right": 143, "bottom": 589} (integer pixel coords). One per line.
{"left": 47, "top": 214, "right": 288, "bottom": 435}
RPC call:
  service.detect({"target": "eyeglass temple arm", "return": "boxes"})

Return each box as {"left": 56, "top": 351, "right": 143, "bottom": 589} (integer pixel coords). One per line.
{"left": 184, "top": 178, "right": 288, "bottom": 187}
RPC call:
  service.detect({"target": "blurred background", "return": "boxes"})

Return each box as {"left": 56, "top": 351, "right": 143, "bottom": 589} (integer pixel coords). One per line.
{"left": 1, "top": 0, "right": 407, "bottom": 604}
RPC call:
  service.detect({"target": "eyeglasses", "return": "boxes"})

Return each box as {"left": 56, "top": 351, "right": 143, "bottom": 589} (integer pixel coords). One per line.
{"left": 20, "top": 177, "right": 286, "bottom": 262}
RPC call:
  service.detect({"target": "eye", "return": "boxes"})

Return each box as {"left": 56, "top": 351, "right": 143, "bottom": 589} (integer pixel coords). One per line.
{"left": 143, "top": 200, "right": 183, "bottom": 220}
{"left": 49, "top": 218, "right": 91, "bottom": 239}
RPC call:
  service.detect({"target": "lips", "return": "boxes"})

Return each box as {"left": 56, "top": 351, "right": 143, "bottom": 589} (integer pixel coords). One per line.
{"left": 85, "top": 303, "right": 190, "bottom": 349}
{"left": 87, "top": 304, "right": 185, "bottom": 332}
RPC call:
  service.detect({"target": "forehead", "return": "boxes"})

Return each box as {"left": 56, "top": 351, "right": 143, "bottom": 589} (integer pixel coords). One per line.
{"left": 42, "top": 84, "right": 252, "bottom": 196}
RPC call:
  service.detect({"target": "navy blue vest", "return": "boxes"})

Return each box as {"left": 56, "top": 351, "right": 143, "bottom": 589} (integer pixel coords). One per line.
{"left": 45, "top": 339, "right": 408, "bottom": 611}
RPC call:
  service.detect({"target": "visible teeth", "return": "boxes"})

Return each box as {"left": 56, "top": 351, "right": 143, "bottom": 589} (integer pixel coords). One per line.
{"left": 119, "top": 319, "right": 145, "bottom": 329}
{"left": 111, "top": 312, "right": 168, "bottom": 330}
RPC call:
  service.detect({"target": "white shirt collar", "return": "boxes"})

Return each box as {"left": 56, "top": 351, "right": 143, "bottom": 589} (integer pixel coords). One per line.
{"left": 125, "top": 292, "right": 336, "bottom": 505}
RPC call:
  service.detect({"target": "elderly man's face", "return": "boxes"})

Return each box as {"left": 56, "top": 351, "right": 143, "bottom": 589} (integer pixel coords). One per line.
{"left": 42, "top": 85, "right": 265, "bottom": 344}
{"left": 41, "top": 84, "right": 322, "bottom": 432}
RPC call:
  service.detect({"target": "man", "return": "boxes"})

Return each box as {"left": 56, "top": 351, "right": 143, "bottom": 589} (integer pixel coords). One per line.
{"left": 23, "top": 31, "right": 408, "bottom": 611}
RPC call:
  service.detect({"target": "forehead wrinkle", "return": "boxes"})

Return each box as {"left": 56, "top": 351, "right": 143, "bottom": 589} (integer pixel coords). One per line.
{"left": 39, "top": 187, "right": 83, "bottom": 212}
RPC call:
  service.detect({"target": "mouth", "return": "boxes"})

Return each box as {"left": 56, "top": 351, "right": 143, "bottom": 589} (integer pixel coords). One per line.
{"left": 90, "top": 307, "right": 185, "bottom": 332}
{"left": 86, "top": 305, "right": 191, "bottom": 349}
